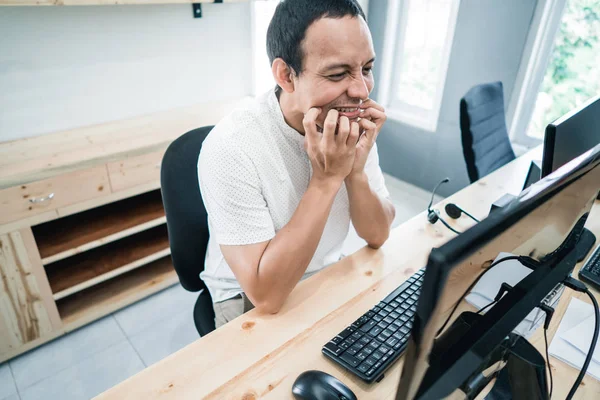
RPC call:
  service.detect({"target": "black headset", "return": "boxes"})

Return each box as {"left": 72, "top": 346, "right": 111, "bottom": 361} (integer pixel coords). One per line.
{"left": 427, "top": 178, "right": 480, "bottom": 235}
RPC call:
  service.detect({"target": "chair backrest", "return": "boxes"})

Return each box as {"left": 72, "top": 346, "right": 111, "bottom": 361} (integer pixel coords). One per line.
{"left": 160, "top": 126, "right": 214, "bottom": 292}
{"left": 460, "top": 81, "right": 516, "bottom": 183}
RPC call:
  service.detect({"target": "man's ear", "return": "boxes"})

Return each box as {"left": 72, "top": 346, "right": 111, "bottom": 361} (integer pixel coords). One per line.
{"left": 272, "top": 58, "right": 296, "bottom": 93}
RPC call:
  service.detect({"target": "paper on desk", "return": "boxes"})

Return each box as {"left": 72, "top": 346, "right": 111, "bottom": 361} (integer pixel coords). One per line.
{"left": 465, "top": 252, "right": 560, "bottom": 338}
{"left": 562, "top": 313, "right": 600, "bottom": 363}
{"left": 549, "top": 297, "right": 600, "bottom": 381}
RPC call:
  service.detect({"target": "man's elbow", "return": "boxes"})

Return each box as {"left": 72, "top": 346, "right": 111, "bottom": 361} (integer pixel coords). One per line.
{"left": 253, "top": 297, "right": 284, "bottom": 315}
{"left": 366, "top": 229, "right": 390, "bottom": 249}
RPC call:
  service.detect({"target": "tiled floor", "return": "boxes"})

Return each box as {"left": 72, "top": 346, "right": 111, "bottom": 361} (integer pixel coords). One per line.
{"left": 0, "top": 174, "right": 439, "bottom": 400}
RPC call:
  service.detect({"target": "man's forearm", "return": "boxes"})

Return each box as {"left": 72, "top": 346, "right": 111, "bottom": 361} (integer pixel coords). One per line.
{"left": 254, "top": 177, "right": 342, "bottom": 313}
{"left": 346, "top": 172, "right": 395, "bottom": 248}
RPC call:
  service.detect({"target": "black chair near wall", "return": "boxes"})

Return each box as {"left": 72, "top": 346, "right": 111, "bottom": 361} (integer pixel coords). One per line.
{"left": 460, "top": 81, "right": 516, "bottom": 183}
{"left": 160, "top": 125, "right": 215, "bottom": 337}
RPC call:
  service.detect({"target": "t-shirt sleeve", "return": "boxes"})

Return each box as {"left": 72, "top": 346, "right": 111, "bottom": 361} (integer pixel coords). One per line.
{"left": 198, "top": 143, "right": 275, "bottom": 246}
{"left": 364, "top": 142, "right": 391, "bottom": 199}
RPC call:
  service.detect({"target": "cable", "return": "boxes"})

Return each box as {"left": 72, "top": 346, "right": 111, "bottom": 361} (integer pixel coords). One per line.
{"left": 435, "top": 210, "right": 461, "bottom": 234}
{"left": 544, "top": 327, "right": 553, "bottom": 399}
{"left": 437, "top": 255, "right": 522, "bottom": 336}
{"left": 476, "top": 300, "right": 497, "bottom": 315}
{"left": 563, "top": 277, "right": 600, "bottom": 400}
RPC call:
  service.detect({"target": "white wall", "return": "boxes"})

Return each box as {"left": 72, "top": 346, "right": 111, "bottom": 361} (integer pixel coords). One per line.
{"left": 0, "top": 3, "right": 252, "bottom": 143}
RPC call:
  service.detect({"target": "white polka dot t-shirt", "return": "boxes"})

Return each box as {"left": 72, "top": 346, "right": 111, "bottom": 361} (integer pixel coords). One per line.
{"left": 198, "top": 89, "right": 390, "bottom": 303}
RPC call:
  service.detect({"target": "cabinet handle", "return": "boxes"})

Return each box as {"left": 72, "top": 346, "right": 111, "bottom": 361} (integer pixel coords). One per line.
{"left": 29, "top": 193, "right": 55, "bottom": 204}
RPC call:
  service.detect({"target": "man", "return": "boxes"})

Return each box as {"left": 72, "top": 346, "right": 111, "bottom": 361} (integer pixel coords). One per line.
{"left": 198, "top": 0, "right": 395, "bottom": 328}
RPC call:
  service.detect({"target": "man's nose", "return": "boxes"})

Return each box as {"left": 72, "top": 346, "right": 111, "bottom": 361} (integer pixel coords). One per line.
{"left": 347, "top": 74, "right": 370, "bottom": 101}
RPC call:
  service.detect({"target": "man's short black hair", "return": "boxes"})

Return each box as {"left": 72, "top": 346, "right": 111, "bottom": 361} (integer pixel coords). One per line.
{"left": 267, "top": 0, "right": 366, "bottom": 80}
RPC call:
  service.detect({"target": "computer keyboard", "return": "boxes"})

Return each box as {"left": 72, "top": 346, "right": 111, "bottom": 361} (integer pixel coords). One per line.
{"left": 322, "top": 268, "right": 425, "bottom": 383}
{"left": 579, "top": 243, "right": 600, "bottom": 290}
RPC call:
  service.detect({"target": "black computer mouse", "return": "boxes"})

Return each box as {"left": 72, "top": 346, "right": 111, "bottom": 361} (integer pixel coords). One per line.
{"left": 292, "top": 370, "right": 357, "bottom": 400}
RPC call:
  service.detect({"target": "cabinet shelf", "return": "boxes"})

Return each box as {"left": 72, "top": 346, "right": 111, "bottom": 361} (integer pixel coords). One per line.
{"left": 33, "top": 190, "right": 166, "bottom": 265}
{"left": 45, "top": 224, "right": 170, "bottom": 300}
{"left": 57, "top": 256, "right": 177, "bottom": 329}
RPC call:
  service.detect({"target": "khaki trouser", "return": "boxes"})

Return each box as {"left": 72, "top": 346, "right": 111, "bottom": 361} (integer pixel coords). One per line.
{"left": 214, "top": 293, "right": 255, "bottom": 328}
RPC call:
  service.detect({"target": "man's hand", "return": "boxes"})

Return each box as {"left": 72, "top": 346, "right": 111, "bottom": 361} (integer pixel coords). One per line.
{"left": 348, "top": 99, "right": 386, "bottom": 179}
{"left": 303, "top": 108, "right": 360, "bottom": 185}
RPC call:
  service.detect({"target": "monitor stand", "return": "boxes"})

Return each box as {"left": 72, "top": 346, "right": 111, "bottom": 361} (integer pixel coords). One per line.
{"left": 523, "top": 160, "right": 542, "bottom": 190}
{"left": 576, "top": 228, "right": 597, "bottom": 263}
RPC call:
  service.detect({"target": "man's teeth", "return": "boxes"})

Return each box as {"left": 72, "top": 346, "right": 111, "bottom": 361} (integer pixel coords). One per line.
{"left": 336, "top": 108, "right": 358, "bottom": 113}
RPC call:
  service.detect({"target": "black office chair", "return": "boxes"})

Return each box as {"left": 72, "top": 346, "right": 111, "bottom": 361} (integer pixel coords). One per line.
{"left": 160, "top": 125, "right": 215, "bottom": 337}
{"left": 460, "top": 81, "right": 516, "bottom": 183}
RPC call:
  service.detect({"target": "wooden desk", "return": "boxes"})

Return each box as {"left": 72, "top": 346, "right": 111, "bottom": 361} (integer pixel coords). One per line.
{"left": 97, "top": 147, "right": 600, "bottom": 399}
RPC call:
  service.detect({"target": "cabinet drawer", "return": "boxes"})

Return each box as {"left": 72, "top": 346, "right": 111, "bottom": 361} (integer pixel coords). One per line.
{"left": 0, "top": 166, "right": 110, "bottom": 225}
{"left": 107, "top": 150, "right": 165, "bottom": 193}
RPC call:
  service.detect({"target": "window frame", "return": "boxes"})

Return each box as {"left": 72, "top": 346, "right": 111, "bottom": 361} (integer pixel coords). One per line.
{"left": 378, "top": 0, "right": 461, "bottom": 132}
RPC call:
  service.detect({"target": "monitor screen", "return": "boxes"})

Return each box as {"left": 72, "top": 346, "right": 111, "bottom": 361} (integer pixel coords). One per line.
{"left": 542, "top": 95, "right": 600, "bottom": 178}
{"left": 397, "top": 144, "right": 600, "bottom": 400}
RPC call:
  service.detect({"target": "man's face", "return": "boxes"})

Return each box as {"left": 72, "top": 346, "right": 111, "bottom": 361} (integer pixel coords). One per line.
{"left": 293, "top": 15, "right": 376, "bottom": 130}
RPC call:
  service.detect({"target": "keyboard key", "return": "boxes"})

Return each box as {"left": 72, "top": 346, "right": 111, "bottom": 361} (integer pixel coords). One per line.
{"left": 359, "top": 336, "right": 371, "bottom": 345}
{"left": 392, "top": 320, "right": 403, "bottom": 328}
{"left": 324, "top": 342, "right": 342, "bottom": 356}
{"left": 374, "top": 361, "right": 383, "bottom": 370}
{"left": 367, "top": 368, "right": 375, "bottom": 376}
{"left": 356, "top": 351, "right": 368, "bottom": 361}
{"left": 386, "top": 337, "right": 398, "bottom": 347}
{"left": 410, "top": 294, "right": 419, "bottom": 301}
{"left": 379, "top": 330, "right": 391, "bottom": 340}
{"left": 401, "top": 303, "right": 410, "bottom": 309}
{"left": 347, "top": 347, "right": 358, "bottom": 355}
{"left": 400, "top": 326, "right": 410, "bottom": 335}
{"left": 379, "top": 345, "right": 390, "bottom": 354}
{"left": 394, "top": 342, "right": 403, "bottom": 350}
{"left": 346, "top": 337, "right": 357, "bottom": 345}
{"left": 389, "top": 311, "right": 400, "bottom": 319}
{"left": 331, "top": 336, "right": 342, "bottom": 344}
{"left": 358, "top": 363, "right": 370, "bottom": 373}
{"left": 393, "top": 331, "right": 404, "bottom": 341}
{"left": 390, "top": 301, "right": 399, "bottom": 308}
{"left": 360, "top": 320, "right": 377, "bottom": 333}
{"left": 341, "top": 353, "right": 360, "bottom": 367}
{"left": 364, "top": 357, "right": 376, "bottom": 366}
{"left": 383, "top": 328, "right": 395, "bottom": 337}
{"left": 369, "top": 326, "right": 383, "bottom": 337}
{"left": 363, "top": 346, "right": 373, "bottom": 355}
{"left": 378, "top": 309, "right": 390, "bottom": 317}
{"left": 400, "top": 314, "right": 409, "bottom": 322}
{"left": 340, "top": 341, "right": 351, "bottom": 350}
{"left": 384, "top": 305, "right": 394, "bottom": 313}
{"left": 377, "top": 321, "right": 389, "bottom": 330}
{"left": 382, "top": 280, "right": 411, "bottom": 303}
{"left": 373, "top": 350, "right": 384, "bottom": 360}
{"left": 383, "top": 316, "right": 395, "bottom": 324}
{"left": 351, "top": 331, "right": 362, "bottom": 340}
{"left": 373, "top": 314, "right": 383, "bottom": 322}
{"left": 373, "top": 306, "right": 381, "bottom": 313}
{"left": 352, "top": 316, "right": 369, "bottom": 329}
{"left": 410, "top": 305, "right": 417, "bottom": 312}
{"left": 338, "top": 328, "right": 354, "bottom": 339}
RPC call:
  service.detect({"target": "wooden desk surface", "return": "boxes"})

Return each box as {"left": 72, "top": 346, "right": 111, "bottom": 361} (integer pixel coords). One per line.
{"left": 97, "top": 147, "right": 600, "bottom": 400}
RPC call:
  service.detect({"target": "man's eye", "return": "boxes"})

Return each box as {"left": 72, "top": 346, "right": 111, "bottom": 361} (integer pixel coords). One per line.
{"left": 363, "top": 67, "right": 373, "bottom": 75}
{"left": 328, "top": 73, "right": 346, "bottom": 80}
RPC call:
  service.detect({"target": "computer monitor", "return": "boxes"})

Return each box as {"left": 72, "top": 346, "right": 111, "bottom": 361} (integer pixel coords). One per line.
{"left": 542, "top": 95, "right": 600, "bottom": 178}
{"left": 396, "top": 144, "right": 600, "bottom": 400}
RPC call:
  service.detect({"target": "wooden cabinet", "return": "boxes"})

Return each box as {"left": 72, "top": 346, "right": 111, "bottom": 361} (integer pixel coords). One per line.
{"left": 0, "top": 96, "right": 251, "bottom": 363}
{"left": 0, "top": 229, "right": 61, "bottom": 359}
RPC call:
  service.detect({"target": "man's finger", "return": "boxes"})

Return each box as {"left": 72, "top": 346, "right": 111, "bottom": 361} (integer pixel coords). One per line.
{"left": 358, "top": 117, "right": 378, "bottom": 143}
{"left": 348, "top": 121, "right": 360, "bottom": 146}
{"left": 323, "top": 109, "right": 339, "bottom": 147}
{"left": 302, "top": 107, "right": 322, "bottom": 144}
{"left": 359, "top": 98, "right": 385, "bottom": 112}
{"left": 338, "top": 116, "right": 350, "bottom": 144}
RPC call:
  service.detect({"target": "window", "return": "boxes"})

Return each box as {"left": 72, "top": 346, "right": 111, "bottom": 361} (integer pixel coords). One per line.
{"left": 379, "top": 0, "right": 460, "bottom": 131}
{"left": 525, "top": 0, "right": 600, "bottom": 141}
{"left": 251, "top": 0, "right": 280, "bottom": 96}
